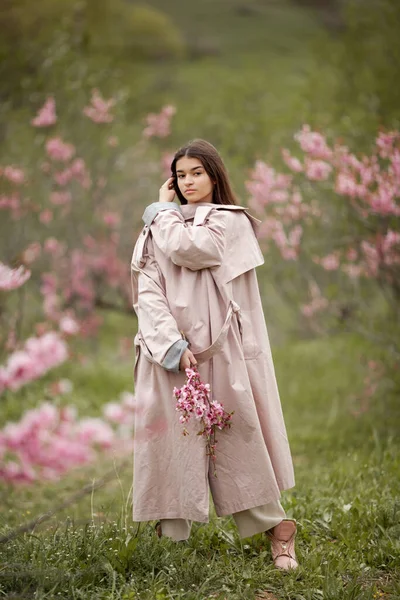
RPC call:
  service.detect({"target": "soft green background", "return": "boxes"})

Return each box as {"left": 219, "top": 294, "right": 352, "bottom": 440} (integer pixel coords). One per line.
{"left": 1, "top": 1, "right": 399, "bottom": 598}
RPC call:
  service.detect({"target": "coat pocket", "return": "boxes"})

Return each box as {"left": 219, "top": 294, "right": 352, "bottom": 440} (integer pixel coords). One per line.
{"left": 237, "top": 309, "right": 260, "bottom": 360}
{"left": 137, "top": 332, "right": 158, "bottom": 365}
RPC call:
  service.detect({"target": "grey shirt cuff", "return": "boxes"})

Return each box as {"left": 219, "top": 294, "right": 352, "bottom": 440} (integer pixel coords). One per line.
{"left": 142, "top": 202, "right": 182, "bottom": 226}
{"left": 161, "top": 339, "right": 189, "bottom": 373}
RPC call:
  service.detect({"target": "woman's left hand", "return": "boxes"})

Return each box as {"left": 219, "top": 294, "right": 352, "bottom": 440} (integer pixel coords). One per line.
{"left": 159, "top": 177, "right": 176, "bottom": 203}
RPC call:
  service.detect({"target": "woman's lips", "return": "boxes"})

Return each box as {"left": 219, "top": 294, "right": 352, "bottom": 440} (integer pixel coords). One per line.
{"left": 185, "top": 190, "right": 196, "bottom": 194}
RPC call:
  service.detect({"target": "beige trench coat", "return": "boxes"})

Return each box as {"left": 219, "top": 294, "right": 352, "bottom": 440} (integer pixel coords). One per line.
{"left": 131, "top": 201, "right": 295, "bottom": 523}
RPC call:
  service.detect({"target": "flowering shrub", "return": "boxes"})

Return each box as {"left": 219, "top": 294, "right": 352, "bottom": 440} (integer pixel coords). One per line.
{"left": 0, "top": 95, "right": 177, "bottom": 347}
{"left": 0, "top": 403, "right": 114, "bottom": 484}
{"left": 247, "top": 127, "right": 400, "bottom": 333}
{"left": 174, "top": 367, "right": 233, "bottom": 475}
{"left": 0, "top": 95, "right": 180, "bottom": 485}
{"left": 0, "top": 388, "right": 138, "bottom": 484}
{"left": 0, "top": 332, "right": 68, "bottom": 394}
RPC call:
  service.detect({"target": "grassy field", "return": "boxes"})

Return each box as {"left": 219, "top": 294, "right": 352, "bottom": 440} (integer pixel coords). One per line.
{"left": 0, "top": 313, "right": 399, "bottom": 599}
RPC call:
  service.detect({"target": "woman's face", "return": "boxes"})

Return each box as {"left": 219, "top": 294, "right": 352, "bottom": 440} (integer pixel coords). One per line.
{"left": 175, "top": 156, "right": 214, "bottom": 204}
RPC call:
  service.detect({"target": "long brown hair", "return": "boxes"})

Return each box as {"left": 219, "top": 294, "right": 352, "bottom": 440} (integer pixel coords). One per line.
{"left": 171, "top": 139, "right": 238, "bottom": 205}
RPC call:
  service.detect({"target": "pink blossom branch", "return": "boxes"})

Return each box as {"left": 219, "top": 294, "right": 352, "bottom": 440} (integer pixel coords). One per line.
{"left": 0, "top": 263, "right": 31, "bottom": 291}
{"left": 174, "top": 367, "right": 233, "bottom": 475}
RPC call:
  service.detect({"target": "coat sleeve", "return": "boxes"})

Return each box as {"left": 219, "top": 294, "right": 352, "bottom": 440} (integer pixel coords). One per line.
{"left": 132, "top": 237, "right": 188, "bottom": 372}
{"left": 143, "top": 202, "right": 226, "bottom": 270}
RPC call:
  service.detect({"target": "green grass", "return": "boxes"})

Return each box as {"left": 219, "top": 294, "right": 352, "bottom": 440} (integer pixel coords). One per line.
{"left": 0, "top": 320, "right": 399, "bottom": 599}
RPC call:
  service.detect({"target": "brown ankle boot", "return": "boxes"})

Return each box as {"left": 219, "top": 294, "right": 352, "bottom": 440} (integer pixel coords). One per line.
{"left": 266, "top": 518, "right": 298, "bottom": 570}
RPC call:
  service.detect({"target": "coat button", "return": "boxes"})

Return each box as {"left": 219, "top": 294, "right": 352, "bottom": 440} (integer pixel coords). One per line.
{"left": 142, "top": 230, "right": 146, "bottom": 235}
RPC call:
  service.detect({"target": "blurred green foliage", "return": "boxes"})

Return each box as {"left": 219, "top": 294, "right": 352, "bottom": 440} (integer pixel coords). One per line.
{"left": 0, "top": 0, "right": 185, "bottom": 111}
{"left": 85, "top": 2, "right": 185, "bottom": 60}
{"left": 304, "top": 0, "right": 400, "bottom": 141}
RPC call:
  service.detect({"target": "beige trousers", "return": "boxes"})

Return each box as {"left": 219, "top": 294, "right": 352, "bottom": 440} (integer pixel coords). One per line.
{"left": 160, "top": 497, "right": 286, "bottom": 541}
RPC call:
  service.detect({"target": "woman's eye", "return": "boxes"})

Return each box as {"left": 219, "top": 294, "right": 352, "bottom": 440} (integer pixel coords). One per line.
{"left": 195, "top": 172, "right": 202, "bottom": 176}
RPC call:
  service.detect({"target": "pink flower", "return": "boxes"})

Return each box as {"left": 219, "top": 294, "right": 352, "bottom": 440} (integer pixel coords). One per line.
{"left": 46, "top": 137, "right": 75, "bottom": 162}
{"left": 49, "top": 191, "right": 72, "bottom": 205}
{"left": 44, "top": 238, "right": 64, "bottom": 254}
{"left": 0, "top": 194, "right": 20, "bottom": 211}
{"left": 0, "top": 263, "right": 31, "bottom": 291}
{"left": 102, "top": 392, "right": 136, "bottom": 437}
{"left": 346, "top": 247, "right": 358, "bottom": 261}
{"left": 70, "top": 158, "right": 91, "bottom": 188}
{"left": 53, "top": 159, "right": 90, "bottom": 188}
{"left": 24, "top": 332, "right": 69, "bottom": 370}
{"left": 39, "top": 209, "right": 53, "bottom": 224}
{"left": 103, "top": 212, "right": 120, "bottom": 227}
{"left": 31, "top": 97, "right": 57, "bottom": 127}
{"left": 59, "top": 315, "right": 80, "bottom": 335}
{"left": 76, "top": 418, "right": 115, "bottom": 448}
{"left": 381, "top": 229, "right": 400, "bottom": 266}
{"left": 121, "top": 391, "right": 135, "bottom": 409}
{"left": 104, "top": 403, "right": 126, "bottom": 424}
{"left": 107, "top": 136, "right": 119, "bottom": 147}
{"left": 305, "top": 159, "right": 332, "bottom": 181}
{"left": 361, "top": 241, "right": 379, "bottom": 277}
{"left": 335, "top": 172, "right": 359, "bottom": 197}
{"left": 0, "top": 351, "right": 34, "bottom": 391}
{"left": 282, "top": 149, "right": 303, "bottom": 173}
{"left": 83, "top": 89, "right": 115, "bottom": 124}
{"left": 288, "top": 224, "right": 303, "bottom": 247}
{"left": 301, "top": 281, "right": 329, "bottom": 317}
{"left": 313, "top": 252, "right": 340, "bottom": 271}
{"left": 54, "top": 168, "right": 73, "bottom": 186}
{"left": 143, "top": 105, "right": 176, "bottom": 139}
{"left": 246, "top": 161, "right": 292, "bottom": 213}
{"left": 376, "top": 131, "right": 399, "bottom": 159}
{"left": 369, "top": 182, "right": 400, "bottom": 216}
{"left": 174, "top": 367, "right": 233, "bottom": 473}
{"left": 294, "top": 125, "right": 332, "bottom": 160}
{"left": 0, "top": 400, "right": 123, "bottom": 484}
{"left": 0, "top": 332, "right": 69, "bottom": 394}
{"left": 2, "top": 166, "right": 25, "bottom": 185}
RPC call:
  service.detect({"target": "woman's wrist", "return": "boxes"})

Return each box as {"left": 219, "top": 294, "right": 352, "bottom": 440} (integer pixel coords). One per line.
{"left": 159, "top": 176, "right": 176, "bottom": 203}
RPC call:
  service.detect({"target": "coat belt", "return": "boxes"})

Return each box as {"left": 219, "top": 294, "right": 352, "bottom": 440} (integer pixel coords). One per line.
{"left": 193, "top": 300, "right": 240, "bottom": 364}
{"left": 135, "top": 300, "right": 241, "bottom": 367}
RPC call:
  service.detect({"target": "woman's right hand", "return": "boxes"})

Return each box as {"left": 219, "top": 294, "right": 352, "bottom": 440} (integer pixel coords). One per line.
{"left": 159, "top": 177, "right": 176, "bottom": 203}
{"left": 180, "top": 348, "right": 197, "bottom": 371}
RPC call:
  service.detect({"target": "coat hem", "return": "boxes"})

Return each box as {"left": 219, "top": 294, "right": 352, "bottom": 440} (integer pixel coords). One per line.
{"left": 132, "top": 481, "right": 296, "bottom": 523}
{"left": 213, "top": 482, "right": 296, "bottom": 517}
{"left": 132, "top": 510, "right": 209, "bottom": 523}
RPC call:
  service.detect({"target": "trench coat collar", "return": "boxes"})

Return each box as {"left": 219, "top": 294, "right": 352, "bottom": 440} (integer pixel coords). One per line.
{"left": 180, "top": 202, "right": 247, "bottom": 221}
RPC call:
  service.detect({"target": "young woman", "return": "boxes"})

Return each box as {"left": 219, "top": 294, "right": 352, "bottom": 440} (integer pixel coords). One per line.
{"left": 130, "top": 139, "right": 298, "bottom": 569}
